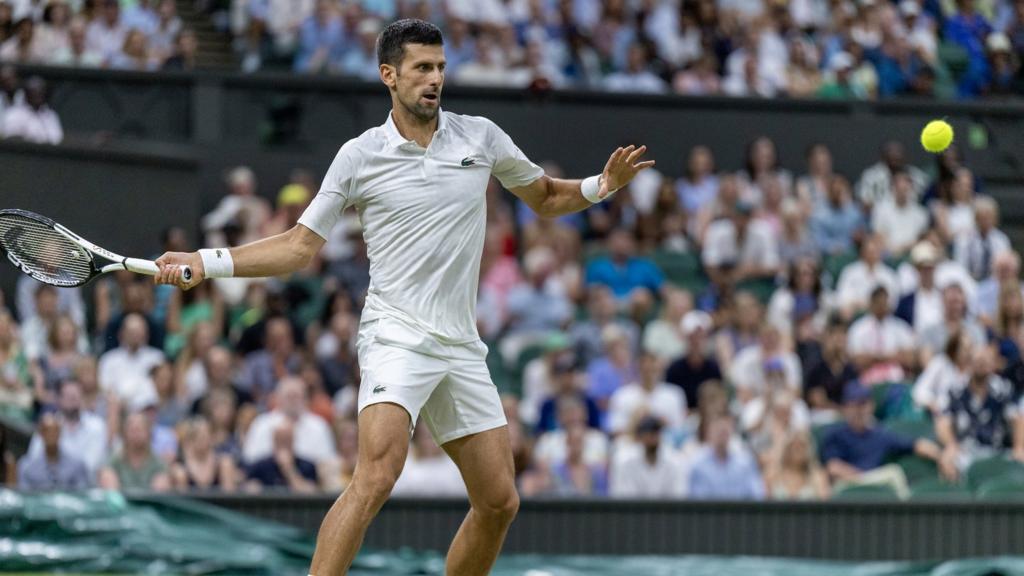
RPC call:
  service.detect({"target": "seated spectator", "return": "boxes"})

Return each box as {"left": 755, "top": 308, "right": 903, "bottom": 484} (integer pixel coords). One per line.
{"left": 856, "top": 140, "right": 927, "bottom": 209}
{"left": 804, "top": 318, "right": 858, "bottom": 416}
{"left": 570, "top": 286, "right": 640, "bottom": 366}
{"left": 315, "top": 312, "right": 357, "bottom": 398}
{"left": 609, "top": 415, "right": 684, "bottom": 498}
{"left": 809, "top": 175, "right": 865, "bottom": 257}
{"left": 148, "top": 361, "right": 188, "bottom": 428}
{"left": 392, "top": 424, "right": 467, "bottom": 497}
{"left": 675, "top": 145, "right": 719, "bottom": 216}
{"left": 896, "top": 241, "right": 946, "bottom": 334}
{"left": 533, "top": 395, "right": 608, "bottom": 468}
{"left": 201, "top": 165, "right": 272, "bottom": 248}
{"left": 665, "top": 310, "right": 721, "bottom": 410}
{"left": 836, "top": 235, "right": 900, "bottom": 318}
{"left": 795, "top": 143, "right": 835, "bottom": 210}
{"left": 242, "top": 376, "right": 336, "bottom": 465}
{"left": 171, "top": 417, "right": 239, "bottom": 491}
{"left": 871, "top": 169, "right": 930, "bottom": 257}
{"left": 767, "top": 258, "right": 831, "bottom": 341}
{"left": 976, "top": 250, "right": 1022, "bottom": 324}
{"left": 931, "top": 167, "right": 977, "bottom": 244}
{"left": 51, "top": 19, "right": 102, "bottom": 67}
{"left": 535, "top": 355, "right": 601, "bottom": 435}
{"left": 27, "top": 380, "right": 107, "bottom": 476}
{"left": 641, "top": 287, "right": 692, "bottom": 363}
{"left": 586, "top": 325, "right": 639, "bottom": 416}
{"left": 585, "top": 228, "right": 663, "bottom": 316}
{"left": 18, "top": 412, "right": 91, "bottom": 491}
{"left": 604, "top": 42, "right": 668, "bottom": 93}
{"left": 161, "top": 27, "right": 197, "bottom": 71}
{"left": 702, "top": 200, "right": 781, "bottom": 291}
{"left": 918, "top": 281, "right": 986, "bottom": 364}
{"left": 536, "top": 423, "right": 609, "bottom": 497}
{"left": 778, "top": 200, "right": 819, "bottom": 267}
{"left": 914, "top": 331, "right": 972, "bottom": 416}
{"left": 318, "top": 416, "right": 358, "bottom": 492}
{"left": 238, "top": 316, "right": 302, "bottom": 407}
{"left": 2, "top": 75, "right": 61, "bottom": 144}
{"left": 0, "top": 17, "right": 44, "bottom": 62}
{"left": 936, "top": 345, "right": 1024, "bottom": 469}
{"left": 713, "top": 291, "right": 763, "bottom": 371}
{"left": 994, "top": 282, "right": 1024, "bottom": 366}
{"left": 99, "top": 411, "right": 172, "bottom": 492}
{"left": 944, "top": 0, "right": 993, "bottom": 97}
{"left": 764, "top": 431, "right": 830, "bottom": 500}
{"left": 954, "top": 196, "right": 1011, "bottom": 282}
{"left": 688, "top": 413, "right": 765, "bottom": 500}
{"left": 149, "top": 0, "right": 182, "bottom": 62}
{"left": 607, "top": 352, "right": 686, "bottom": 436}
{"left": 123, "top": 0, "right": 159, "bottom": 36}
{"left": 737, "top": 136, "right": 793, "bottom": 205}
{"left": 100, "top": 279, "right": 165, "bottom": 352}
{"left": 20, "top": 284, "right": 79, "bottom": 363}
{"left": 85, "top": 0, "right": 126, "bottom": 63}
{"left": 743, "top": 387, "right": 811, "bottom": 466}
{"left": 847, "top": 286, "right": 916, "bottom": 385}
{"left": 245, "top": 421, "right": 318, "bottom": 493}
{"left": 821, "top": 382, "right": 953, "bottom": 496}
{"left": 501, "top": 246, "right": 573, "bottom": 358}
{"left": 0, "top": 310, "right": 33, "bottom": 422}
{"left": 109, "top": 28, "right": 154, "bottom": 70}
{"left": 729, "top": 324, "right": 802, "bottom": 405}
{"left": 293, "top": 0, "right": 344, "bottom": 74}
{"left": 35, "top": 315, "right": 88, "bottom": 405}
{"left": 202, "top": 387, "right": 243, "bottom": 462}
{"left": 519, "top": 335, "right": 573, "bottom": 428}
{"left": 98, "top": 313, "right": 164, "bottom": 406}
{"left": 337, "top": 17, "right": 381, "bottom": 80}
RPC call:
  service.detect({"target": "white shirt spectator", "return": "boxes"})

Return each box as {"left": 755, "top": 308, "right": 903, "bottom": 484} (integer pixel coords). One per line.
{"left": 2, "top": 102, "right": 62, "bottom": 144}
{"left": 27, "top": 412, "right": 107, "bottom": 475}
{"left": 856, "top": 162, "right": 928, "bottom": 206}
{"left": 687, "top": 445, "right": 765, "bottom": 500}
{"left": 242, "top": 410, "right": 336, "bottom": 464}
{"left": 847, "top": 314, "right": 916, "bottom": 358}
{"left": 15, "top": 277, "right": 85, "bottom": 326}
{"left": 603, "top": 70, "right": 668, "bottom": 93}
{"left": 872, "top": 198, "right": 929, "bottom": 254}
{"left": 728, "top": 347, "right": 803, "bottom": 394}
{"left": 19, "top": 315, "right": 89, "bottom": 361}
{"left": 913, "top": 354, "right": 969, "bottom": 412}
{"left": 609, "top": 448, "right": 685, "bottom": 498}
{"left": 702, "top": 219, "right": 780, "bottom": 270}
{"left": 533, "top": 427, "right": 608, "bottom": 467}
{"left": 911, "top": 286, "right": 944, "bottom": 335}
{"left": 85, "top": 18, "right": 126, "bottom": 61}
{"left": 9, "top": 0, "right": 45, "bottom": 20}
{"left": 391, "top": 453, "right": 467, "bottom": 497}
{"left": 97, "top": 345, "right": 163, "bottom": 403}
{"left": 445, "top": 0, "right": 510, "bottom": 25}
{"left": 606, "top": 382, "right": 686, "bottom": 435}
{"left": 836, "top": 261, "right": 900, "bottom": 311}
{"left": 954, "top": 228, "right": 1011, "bottom": 281}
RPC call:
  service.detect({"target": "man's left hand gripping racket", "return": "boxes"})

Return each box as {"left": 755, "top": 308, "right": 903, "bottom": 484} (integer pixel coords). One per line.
{"left": 0, "top": 209, "right": 191, "bottom": 287}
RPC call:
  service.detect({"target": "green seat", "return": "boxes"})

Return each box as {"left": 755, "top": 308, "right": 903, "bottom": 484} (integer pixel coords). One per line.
{"left": 894, "top": 454, "right": 939, "bottom": 484}
{"left": 651, "top": 250, "right": 707, "bottom": 294}
{"left": 872, "top": 382, "right": 916, "bottom": 422}
{"left": 884, "top": 417, "right": 936, "bottom": 442}
{"left": 734, "top": 278, "right": 777, "bottom": 305}
{"left": 910, "top": 477, "right": 972, "bottom": 501}
{"left": 823, "top": 251, "right": 858, "bottom": 289}
{"left": 966, "top": 457, "right": 1024, "bottom": 492}
{"left": 976, "top": 476, "right": 1024, "bottom": 501}
{"left": 831, "top": 483, "right": 902, "bottom": 502}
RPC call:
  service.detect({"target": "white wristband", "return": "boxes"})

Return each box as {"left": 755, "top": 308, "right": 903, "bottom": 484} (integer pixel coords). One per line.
{"left": 581, "top": 174, "right": 619, "bottom": 204}
{"left": 198, "top": 248, "right": 234, "bottom": 279}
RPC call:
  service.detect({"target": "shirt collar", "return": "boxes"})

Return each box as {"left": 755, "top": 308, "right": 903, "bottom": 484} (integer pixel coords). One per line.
{"left": 383, "top": 108, "right": 446, "bottom": 149}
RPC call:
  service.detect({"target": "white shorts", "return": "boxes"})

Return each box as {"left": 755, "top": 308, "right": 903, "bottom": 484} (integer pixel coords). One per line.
{"left": 356, "top": 317, "right": 507, "bottom": 446}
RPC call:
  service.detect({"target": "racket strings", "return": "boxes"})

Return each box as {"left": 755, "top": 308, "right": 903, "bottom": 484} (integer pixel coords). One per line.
{"left": 0, "top": 215, "right": 93, "bottom": 286}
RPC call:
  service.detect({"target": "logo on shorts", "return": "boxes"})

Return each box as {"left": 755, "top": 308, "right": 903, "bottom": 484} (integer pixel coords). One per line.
{"left": 216, "top": 250, "right": 223, "bottom": 258}
{"left": 460, "top": 157, "right": 476, "bottom": 167}
{"left": 372, "top": 385, "right": 386, "bottom": 394}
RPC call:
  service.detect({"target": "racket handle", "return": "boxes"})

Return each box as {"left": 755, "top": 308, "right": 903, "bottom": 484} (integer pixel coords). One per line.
{"left": 181, "top": 266, "right": 192, "bottom": 283}
{"left": 124, "top": 258, "right": 192, "bottom": 283}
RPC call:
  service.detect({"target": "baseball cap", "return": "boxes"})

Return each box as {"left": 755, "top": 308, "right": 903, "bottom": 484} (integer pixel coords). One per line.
{"left": 680, "top": 310, "right": 713, "bottom": 336}
{"left": 842, "top": 380, "right": 871, "bottom": 404}
{"left": 911, "top": 241, "right": 940, "bottom": 266}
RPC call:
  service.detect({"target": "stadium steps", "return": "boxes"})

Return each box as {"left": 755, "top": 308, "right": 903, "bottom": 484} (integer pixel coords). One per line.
{"left": 174, "top": 0, "right": 237, "bottom": 70}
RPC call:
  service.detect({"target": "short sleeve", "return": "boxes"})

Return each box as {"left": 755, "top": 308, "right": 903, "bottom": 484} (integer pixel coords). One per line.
{"left": 487, "top": 121, "right": 544, "bottom": 190}
{"left": 298, "top": 141, "right": 359, "bottom": 240}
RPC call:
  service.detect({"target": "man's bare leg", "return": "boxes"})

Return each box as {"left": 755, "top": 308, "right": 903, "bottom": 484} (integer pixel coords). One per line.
{"left": 308, "top": 403, "right": 410, "bottom": 575}
{"left": 442, "top": 426, "right": 519, "bottom": 576}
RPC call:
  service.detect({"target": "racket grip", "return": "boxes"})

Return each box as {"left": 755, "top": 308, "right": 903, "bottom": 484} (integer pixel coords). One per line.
{"left": 181, "top": 266, "right": 192, "bottom": 283}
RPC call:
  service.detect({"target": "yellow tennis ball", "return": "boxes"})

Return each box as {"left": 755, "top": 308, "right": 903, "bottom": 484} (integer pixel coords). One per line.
{"left": 921, "top": 120, "right": 954, "bottom": 153}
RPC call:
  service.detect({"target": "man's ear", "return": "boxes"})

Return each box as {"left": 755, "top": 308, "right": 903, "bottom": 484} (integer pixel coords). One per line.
{"left": 380, "top": 63, "right": 396, "bottom": 90}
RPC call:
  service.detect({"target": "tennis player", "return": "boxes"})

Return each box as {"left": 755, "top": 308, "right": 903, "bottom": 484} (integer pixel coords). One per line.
{"left": 155, "top": 19, "right": 654, "bottom": 576}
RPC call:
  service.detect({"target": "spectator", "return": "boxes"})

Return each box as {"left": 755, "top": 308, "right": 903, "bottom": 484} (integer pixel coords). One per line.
{"left": 35, "top": 315, "right": 88, "bottom": 405}
{"left": 641, "top": 287, "right": 692, "bottom": 363}
{"left": 936, "top": 345, "right": 1024, "bottom": 468}
{"left": 764, "top": 432, "right": 830, "bottom": 500}
{"left": 99, "top": 411, "right": 172, "bottom": 492}
{"left": 502, "top": 246, "right": 573, "bottom": 352}
{"left": 537, "top": 423, "right": 609, "bottom": 497}
{"left": 245, "top": 421, "right": 318, "bottom": 493}
{"left": 2, "top": 75, "right": 62, "bottom": 144}
{"left": 201, "top": 165, "right": 272, "bottom": 248}
{"left": 202, "top": 387, "right": 243, "bottom": 462}
{"left": 585, "top": 228, "right": 664, "bottom": 316}
{"left": 809, "top": 175, "right": 865, "bottom": 257}
{"left": 675, "top": 145, "right": 719, "bottom": 216}
{"left": 871, "top": 169, "right": 930, "bottom": 257}
{"left": 688, "top": 413, "right": 765, "bottom": 500}
{"left": 976, "top": 250, "right": 1022, "bottom": 323}
{"left": 149, "top": 361, "right": 188, "bottom": 428}
{"left": 954, "top": 196, "right": 1012, "bottom": 281}
{"left": 767, "top": 259, "right": 829, "bottom": 340}
{"left": 0, "top": 310, "right": 33, "bottom": 422}
{"left": 161, "top": 27, "right": 197, "bottom": 71}
{"left": 895, "top": 241, "right": 946, "bottom": 334}
{"left": 817, "top": 52, "right": 867, "bottom": 99}
{"left": 238, "top": 316, "right": 302, "bottom": 406}
{"left": 856, "top": 141, "right": 928, "bottom": 209}
{"left": 778, "top": 201, "right": 819, "bottom": 267}
{"left": 607, "top": 352, "right": 686, "bottom": 436}
{"left": 51, "top": 19, "right": 102, "bottom": 67}
{"left": 944, "top": 0, "right": 993, "bottom": 97}
{"left": 914, "top": 330, "right": 972, "bottom": 415}
{"left": 20, "top": 283, "right": 85, "bottom": 362}
{"left": 242, "top": 376, "right": 335, "bottom": 465}
{"left": 847, "top": 286, "right": 917, "bottom": 385}
{"left": 392, "top": 424, "right": 467, "bottom": 497}
{"left": 918, "top": 281, "right": 986, "bottom": 364}
{"left": 123, "top": 0, "right": 159, "bottom": 36}
{"left": 586, "top": 324, "right": 638, "bottom": 416}
{"left": 109, "top": 28, "right": 153, "bottom": 70}
{"left": 804, "top": 317, "right": 858, "bottom": 416}
{"left": 149, "top": 0, "right": 182, "bottom": 63}
{"left": 795, "top": 143, "right": 835, "bottom": 209}
{"left": 0, "top": 17, "right": 44, "bottom": 62}
{"left": 835, "top": 235, "right": 900, "bottom": 318}
{"left": 97, "top": 313, "right": 164, "bottom": 406}
{"left": 729, "top": 325, "right": 802, "bottom": 405}
{"left": 319, "top": 416, "right": 358, "bottom": 492}
{"left": 294, "top": 0, "right": 344, "bottom": 74}
{"left": 603, "top": 42, "right": 668, "bottom": 93}
{"left": 171, "top": 417, "right": 238, "bottom": 491}
{"left": 714, "top": 291, "right": 764, "bottom": 371}
{"left": 665, "top": 310, "right": 721, "bottom": 410}
{"left": 570, "top": 286, "right": 640, "bottom": 366}
{"left": 702, "top": 199, "right": 781, "bottom": 290}
{"left": 535, "top": 354, "right": 601, "bottom": 434}
{"left": 85, "top": 0, "right": 126, "bottom": 63}
{"left": 27, "top": 380, "right": 107, "bottom": 475}
{"left": 932, "top": 167, "right": 978, "bottom": 244}
{"left": 18, "top": 412, "right": 92, "bottom": 491}
{"left": 993, "top": 281, "right": 1024, "bottom": 364}
{"left": 533, "top": 394, "right": 608, "bottom": 469}
{"left": 821, "top": 382, "right": 952, "bottom": 496}
{"left": 609, "top": 415, "right": 684, "bottom": 498}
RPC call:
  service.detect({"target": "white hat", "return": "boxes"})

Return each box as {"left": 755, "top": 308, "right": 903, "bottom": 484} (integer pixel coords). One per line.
{"left": 680, "top": 310, "right": 713, "bottom": 336}
{"left": 910, "top": 241, "right": 941, "bottom": 266}
{"left": 987, "top": 32, "right": 1012, "bottom": 53}
{"left": 830, "top": 52, "right": 855, "bottom": 71}
{"left": 899, "top": 0, "right": 921, "bottom": 16}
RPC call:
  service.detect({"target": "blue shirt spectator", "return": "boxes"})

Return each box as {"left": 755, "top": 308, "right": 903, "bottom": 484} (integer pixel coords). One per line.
{"left": 585, "top": 229, "right": 664, "bottom": 300}
{"left": 809, "top": 176, "right": 865, "bottom": 256}
{"left": 944, "top": 0, "right": 993, "bottom": 96}
{"left": 18, "top": 413, "right": 92, "bottom": 491}
{"left": 688, "top": 415, "right": 765, "bottom": 500}
{"left": 294, "top": 4, "right": 346, "bottom": 74}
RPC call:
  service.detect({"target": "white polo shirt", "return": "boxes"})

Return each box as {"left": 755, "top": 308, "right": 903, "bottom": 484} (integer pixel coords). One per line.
{"left": 299, "top": 110, "right": 544, "bottom": 343}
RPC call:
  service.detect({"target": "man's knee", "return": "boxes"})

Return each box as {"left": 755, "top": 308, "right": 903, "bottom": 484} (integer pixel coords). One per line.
{"left": 351, "top": 464, "right": 401, "bottom": 505}
{"left": 475, "top": 487, "right": 519, "bottom": 526}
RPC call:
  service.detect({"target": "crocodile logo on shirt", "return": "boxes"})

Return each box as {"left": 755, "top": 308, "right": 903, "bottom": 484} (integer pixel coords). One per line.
{"left": 460, "top": 157, "right": 476, "bottom": 167}
{"left": 372, "top": 385, "right": 386, "bottom": 394}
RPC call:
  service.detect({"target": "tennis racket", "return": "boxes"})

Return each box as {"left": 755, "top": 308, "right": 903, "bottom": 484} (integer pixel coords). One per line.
{"left": 0, "top": 208, "right": 191, "bottom": 287}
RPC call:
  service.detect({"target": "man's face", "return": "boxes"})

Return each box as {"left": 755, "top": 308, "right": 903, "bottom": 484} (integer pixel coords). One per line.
{"left": 382, "top": 43, "right": 445, "bottom": 122}
{"left": 40, "top": 415, "right": 60, "bottom": 450}
{"left": 844, "top": 400, "right": 873, "bottom": 430}
{"left": 59, "top": 382, "right": 82, "bottom": 415}
{"left": 943, "top": 285, "right": 966, "bottom": 318}
{"left": 893, "top": 174, "right": 912, "bottom": 203}
{"left": 870, "top": 291, "right": 889, "bottom": 317}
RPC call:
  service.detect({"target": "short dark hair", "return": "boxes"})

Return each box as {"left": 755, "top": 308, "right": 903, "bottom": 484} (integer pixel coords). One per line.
{"left": 376, "top": 19, "right": 443, "bottom": 67}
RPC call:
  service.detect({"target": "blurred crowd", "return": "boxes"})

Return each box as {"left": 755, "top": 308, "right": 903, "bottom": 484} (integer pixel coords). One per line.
{"left": 0, "top": 0, "right": 1022, "bottom": 98}
{"left": 2, "top": 133, "right": 1023, "bottom": 500}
